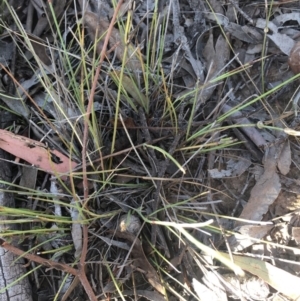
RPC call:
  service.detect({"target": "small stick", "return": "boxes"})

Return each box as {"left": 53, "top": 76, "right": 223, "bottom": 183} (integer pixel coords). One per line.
{"left": 0, "top": 238, "right": 78, "bottom": 276}
{"left": 79, "top": 1, "right": 125, "bottom": 300}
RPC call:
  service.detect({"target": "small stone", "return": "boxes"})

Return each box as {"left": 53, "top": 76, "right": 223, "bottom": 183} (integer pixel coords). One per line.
{"left": 119, "top": 214, "right": 141, "bottom": 235}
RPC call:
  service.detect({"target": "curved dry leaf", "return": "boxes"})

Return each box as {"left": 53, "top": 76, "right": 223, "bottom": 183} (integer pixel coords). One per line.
{"left": 0, "top": 90, "right": 30, "bottom": 119}
{"left": 229, "top": 224, "right": 274, "bottom": 251}
{"left": 200, "top": 33, "right": 230, "bottom": 103}
{"left": 204, "top": 12, "right": 229, "bottom": 26}
{"left": 220, "top": 252, "right": 300, "bottom": 300}
{"left": 0, "top": 129, "right": 77, "bottom": 179}
{"left": 32, "top": 0, "right": 66, "bottom": 36}
{"left": 84, "top": 12, "right": 143, "bottom": 71}
{"left": 274, "top": 12, "right": 300, "bottom": 26}
{"left": 215, "top": 34, "right": 231, "bottom": 71}
{"left": 222, "top": 104, "right": 267, "bottom": 147}
{"left": 28, "top": 34, "right": 52, "bottom": 66}
{"left": 203, "top": 31, "right": 215, "bottom": 69}
{"left": 236, "top": 147, "right": 281, "bottom": 225}
{"left": 256, "top": 18, "right": 295, "bottom": 55}
{"left": 277, "top": 140, "right": 291, "bottom": 175}
{"left": 225, "top": 23, "right": 256, "bottom": 43}
{"left": 113, "top": 231, "right": 165, "bottom": 295}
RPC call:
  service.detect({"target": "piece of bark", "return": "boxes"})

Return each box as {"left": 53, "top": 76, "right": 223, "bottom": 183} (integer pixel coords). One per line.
{"left": 0, "top": 149, "right": 33, "bottom": 301}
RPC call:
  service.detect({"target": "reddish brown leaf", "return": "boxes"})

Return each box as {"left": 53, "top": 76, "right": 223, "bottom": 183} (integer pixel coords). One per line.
{"left": 0, "top": 130, "right": 77, "bottom": 178}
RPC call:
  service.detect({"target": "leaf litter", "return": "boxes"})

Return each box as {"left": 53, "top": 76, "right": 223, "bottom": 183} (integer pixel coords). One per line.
{"left": 1, "top": 0, "right": 300, "bottom": 300}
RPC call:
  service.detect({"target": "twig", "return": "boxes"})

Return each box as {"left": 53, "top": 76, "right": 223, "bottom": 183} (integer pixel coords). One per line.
{"left": 0, "top": 238, "right": 78, "bottom": 276}
{"left": 81, "top": 1, "right": 124, "bottom": 204}
{"left": 79, "top": 1, "right": 124, "bottom": 300}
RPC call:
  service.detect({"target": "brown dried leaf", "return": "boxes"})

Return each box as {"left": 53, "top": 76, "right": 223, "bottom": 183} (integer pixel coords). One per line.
{"left": 113, "top": 231, "right": 165, "bottom": 295}
{"left": 236, "top": 147, "right": 281, "bottom": 225}
{"left": 277, "top": 140, "right": 291, "bottom": 175}
{"left": 200, "top": 33, "right": 230, "bottom": 103}
{"left": 203, "top": 32, "right": 216, "bottom": 70}
{"left": 84, "top": 12, "right": 143, "bottom": 71}
{"left": 0, "top": 90, "right": 30, "bottom": 119}
{"left": 225, "top": 23, "right": 257, "bottom": 44}
{"left": 28, "top": 34, "right": 52, "bottom": 66}
{"left": 214, "top": 34, "right": 231, "bottom": 72}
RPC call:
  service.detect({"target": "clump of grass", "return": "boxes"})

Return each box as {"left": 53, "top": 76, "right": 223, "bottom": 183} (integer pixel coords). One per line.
{"left": 1, "top": 0, "right": 300, "bottom": 300}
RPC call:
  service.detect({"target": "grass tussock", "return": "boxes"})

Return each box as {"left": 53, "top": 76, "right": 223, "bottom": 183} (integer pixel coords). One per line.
{"left": 1, "top": 0, "right": 300, "bottom": 300}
